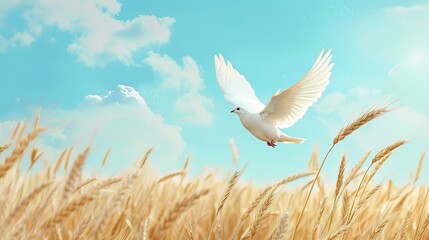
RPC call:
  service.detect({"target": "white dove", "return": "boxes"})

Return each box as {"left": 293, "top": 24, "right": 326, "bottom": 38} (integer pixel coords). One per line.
{"left": 214, "top": 50, "right": 333, "bottom": 148}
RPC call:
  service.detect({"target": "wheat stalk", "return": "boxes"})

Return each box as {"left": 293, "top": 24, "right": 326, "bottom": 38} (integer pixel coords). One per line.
{"left": 140, "top": 147, "right": 154, "bottom": 169}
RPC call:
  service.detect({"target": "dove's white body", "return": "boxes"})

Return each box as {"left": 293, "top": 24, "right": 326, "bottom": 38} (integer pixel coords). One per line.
{"left": 236, "top": 110, "right": 305, "bottom": 143}
{"left": 239, "top": 111, "right": 279, "bottom": 141}
{"left": 214, "top": 49, "right": 333, "bottom": 147}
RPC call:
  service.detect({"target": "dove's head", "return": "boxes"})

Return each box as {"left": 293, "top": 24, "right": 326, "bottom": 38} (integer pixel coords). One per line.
{"left": 230, "top": 107, "right": 247, "bottom": 116}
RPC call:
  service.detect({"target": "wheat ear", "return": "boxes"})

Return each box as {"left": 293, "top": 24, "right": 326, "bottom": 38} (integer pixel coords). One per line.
{"left": 0, "top": 128, "right": 42, "bottom": 179}
{"left": 333, "top": 107, "right": 389, "bottom": 144}
{"left": 209, "top": 165, "right": 246, "bottom": 240}
{"left": 242, "top": 189, "right": 275, "bottom": 240}
{"left": 0, "top": 181, "right": 52, "bottom": 232}
{"left": 272, "top": 213, "right": 289, "bottom": 240}
{"left": 62, "top": 147, "right": 90, "bottom": 202}
{"left": 154, "top": 189, "right": 209, "bottom": 239}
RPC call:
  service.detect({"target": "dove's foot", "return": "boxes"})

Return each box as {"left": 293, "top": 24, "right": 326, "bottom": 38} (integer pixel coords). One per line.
{"left": 267, "top": 140, "right": 277, "bottom": 148}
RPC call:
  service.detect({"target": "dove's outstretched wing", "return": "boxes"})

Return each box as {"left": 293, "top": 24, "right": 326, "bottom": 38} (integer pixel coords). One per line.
{"left": 261, "top": 49, "right": 333, "bottom": 128}
{"left": 214, "top": 54, "right": 265, "bottom": 113}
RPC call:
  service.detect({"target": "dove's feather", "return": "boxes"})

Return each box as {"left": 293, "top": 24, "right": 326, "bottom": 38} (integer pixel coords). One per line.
{"left": 261, "top": 49, "right": 333, "bottom": 128}
{"left": 214, "top": 54, "right": 265, "bottom": 113}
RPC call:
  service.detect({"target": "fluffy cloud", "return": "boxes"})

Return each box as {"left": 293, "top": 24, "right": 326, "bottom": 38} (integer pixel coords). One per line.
{"left": 0, "top": 85, "right": 186, "bottom": 173}
{"left": 175, "top": 93, "right": 213, "bottom": 125}
{"left": 144, "top": 51, "right": 214, "bottom": 125}
{"left": 0, "top": 0, "right": 174, "bottom": 66}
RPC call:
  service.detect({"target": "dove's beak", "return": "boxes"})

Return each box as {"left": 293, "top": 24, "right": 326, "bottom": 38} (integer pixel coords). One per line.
{"left": 230, "top": 109, "right": 234, "bottom": 113}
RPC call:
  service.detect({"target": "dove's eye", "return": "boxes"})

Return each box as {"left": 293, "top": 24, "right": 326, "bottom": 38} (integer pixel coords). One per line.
{"left": 237, "top": 108, "right": 240, "bottom": 111}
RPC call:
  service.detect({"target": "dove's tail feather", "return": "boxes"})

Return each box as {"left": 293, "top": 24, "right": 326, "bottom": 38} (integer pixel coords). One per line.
{"left": 278, "top": 133, "right": 306, "bottom": 144}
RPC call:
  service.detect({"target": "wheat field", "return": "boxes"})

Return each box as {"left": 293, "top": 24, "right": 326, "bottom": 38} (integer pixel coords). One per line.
{"left": 0, "top": 107, "right": 428, "bottom": 240}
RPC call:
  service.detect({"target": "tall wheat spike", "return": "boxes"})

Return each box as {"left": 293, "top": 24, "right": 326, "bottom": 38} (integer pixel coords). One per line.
{"left": 62, "top": 147, "right": 90, "bottom": 202}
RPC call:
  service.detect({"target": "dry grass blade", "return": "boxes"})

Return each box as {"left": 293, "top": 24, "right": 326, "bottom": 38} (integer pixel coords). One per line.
{"left": 140, "top": 147, "right": 154, "bottom": 169}
{"left": 101, "top": 147, "right": 111, "bottom": 167}
{"left": 183, "top": 155, "right": 191, "bottom": 172}
{"left": 414, "top": 150, "right": 426, "bottom": 183}
{"left": 333, "top": 106, "right": 389, "bottom": 145}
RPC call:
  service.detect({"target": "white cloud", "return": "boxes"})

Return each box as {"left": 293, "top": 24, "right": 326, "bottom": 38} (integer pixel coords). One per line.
{"left": 0, "top": 0, "right": 174, "bottom": 66}
{"left": 175, "top": 92, "right": 214, "bottom": 125}
{"left": 0, "top": 85, "right": 186, "bottom": 172}
{"left": 144, "top": 51, "right": 203, "bottom": 91}
{"left": 144, "top": 51, "right": 214, "bottom": 125}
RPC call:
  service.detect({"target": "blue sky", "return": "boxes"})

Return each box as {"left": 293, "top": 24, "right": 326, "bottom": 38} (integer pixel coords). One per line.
{"left": 1, "top": 0, "right": 428, "bottom": 185}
